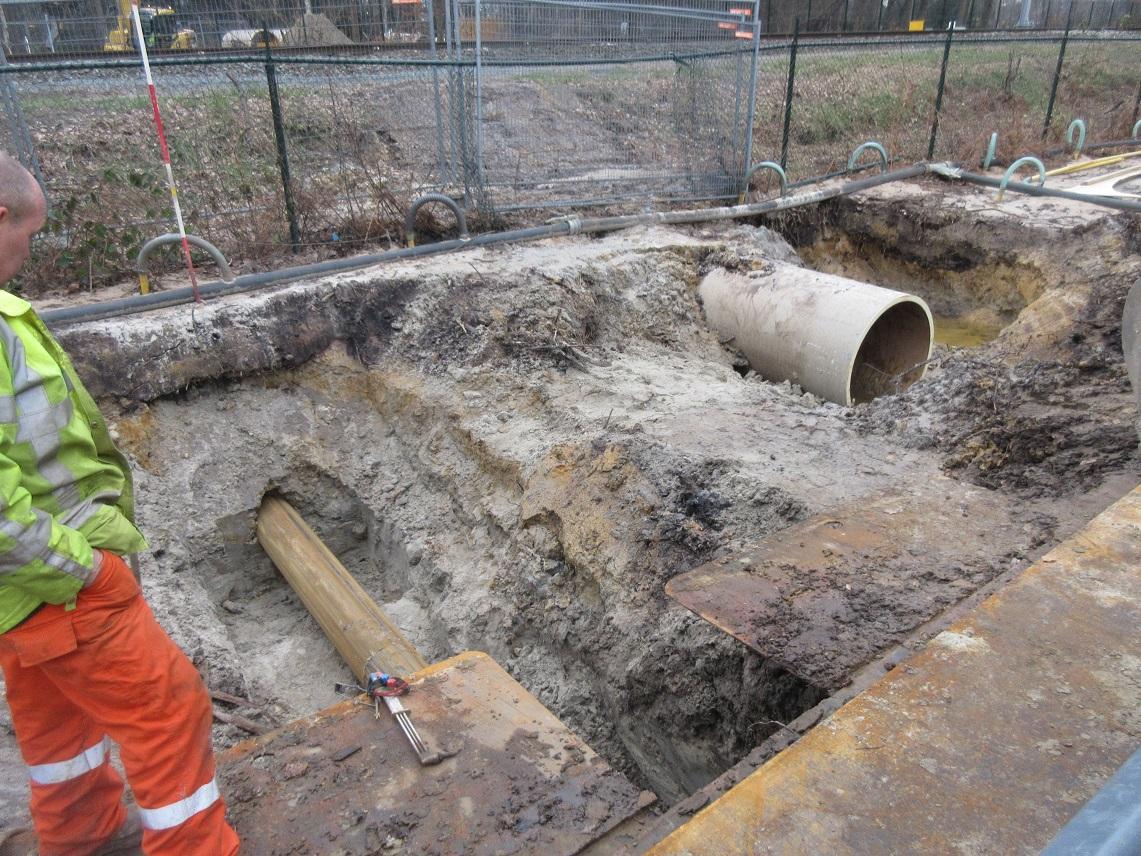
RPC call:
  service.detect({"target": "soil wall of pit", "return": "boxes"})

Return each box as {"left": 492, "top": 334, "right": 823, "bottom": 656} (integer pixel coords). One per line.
{"left": 1, "top": 189, "right": 1136, "bottom": 828}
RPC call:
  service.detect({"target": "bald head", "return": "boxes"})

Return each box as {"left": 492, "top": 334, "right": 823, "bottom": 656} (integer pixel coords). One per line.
{"left": 0, "top": 152, "right": 41, "bottom": 224}
{"left": 0, "top": 152, "right": 46, "bottom": 286}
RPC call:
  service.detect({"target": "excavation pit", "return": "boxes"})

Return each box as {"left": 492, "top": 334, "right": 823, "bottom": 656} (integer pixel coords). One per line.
{"left": 0, "top": 181, "right": 1138, "bottom": 844}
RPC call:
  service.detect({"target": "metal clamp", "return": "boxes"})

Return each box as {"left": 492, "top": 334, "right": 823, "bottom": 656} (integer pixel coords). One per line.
{"left": 996, "top": 156, "right": 1046, "bottom": 202}
{"left": 982, "top": 132, "right": 999, "bottom": 170}
{"left": 847, "top": 141, "right": 888, "bottom": 174}
{"left": 404, "top": 193, "right": 470, "bottom": 248}
{"left": 1066, "top": 118, "right": 1087, "bottom": 156}
{"left": 545, "top": 214, "right": 584, "bottom": 235}
{"left": 1132, "top": 119, "right": 1141, "bottom": 141}
{"left": 135, "top": 233, "right": 234, "bottom": 295}
{"left": 738, "top": 161, "right": 788, "bottom": 203}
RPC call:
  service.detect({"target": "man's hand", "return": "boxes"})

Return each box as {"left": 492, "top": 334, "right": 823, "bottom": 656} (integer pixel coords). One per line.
{"left": 83, "top": 548, "right": 106, "bottom": 588}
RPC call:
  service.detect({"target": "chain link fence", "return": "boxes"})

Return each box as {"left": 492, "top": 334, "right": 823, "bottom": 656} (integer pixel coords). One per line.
{"left": 0, "top": 1, "right": 1138, "bottom": 295}
{"left": 0, "top": 0, "right": 1137, "bottom": 58}
{"left": 450, "top": 0, "right": 761, "bottom": 209}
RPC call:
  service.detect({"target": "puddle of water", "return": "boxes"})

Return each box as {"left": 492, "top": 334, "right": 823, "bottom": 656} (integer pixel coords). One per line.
{"left": 934, "top": 316, "right": 1001, "bottom": 348}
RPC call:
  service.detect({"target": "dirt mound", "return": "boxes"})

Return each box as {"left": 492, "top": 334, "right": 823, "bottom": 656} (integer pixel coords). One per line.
{"left": 855, "top": 351, "right": 1139, "bottom": 497}
{"left": 281, "top": 13, "right": 353, "bottom": 46}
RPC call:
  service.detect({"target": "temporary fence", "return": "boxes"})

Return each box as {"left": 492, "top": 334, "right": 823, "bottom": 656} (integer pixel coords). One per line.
{"left": 1, "top": 0, "right": 1138, "bottom": 58}
{"left": 0, "top": 0, "right": 1138, "bottom": 294}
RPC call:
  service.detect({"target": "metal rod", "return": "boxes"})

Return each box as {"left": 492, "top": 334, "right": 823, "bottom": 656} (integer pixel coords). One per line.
{"left": 740, "top": 0, "right": 762, "bottom": 188}
{"left": 731, "top": 23, "right": 745, "bottom": 178}
{"left": 780, "top": 18, "right": 799, "bottom": 170}
{"left": 443, "top": 0, "right": 458, "bottom": 185}
{"left": 473, "top": 0, "right": 486, "bottom": 192}
{"left": 6, "top": 35, "right": 1109, "bottom": 75}
{"left": 450, "top": 0, "right": 474, "bottom": 204}
{"left": 425, "top": 0, "right": 447, "bottom": 184}
{"left": 928, "top": 23, "right": 955, "bottom": 159}
{"left": 264, "top": 25, "right": 301, "bottom": 253}
{"left": 1042, "top": 17, "right": 1070, "bottom": 139}
{"left": 1131, "top": 79, "right": 1140, "bottom": 134}
{"left": 130, "top": 0, "right": 200, "bottom": 303}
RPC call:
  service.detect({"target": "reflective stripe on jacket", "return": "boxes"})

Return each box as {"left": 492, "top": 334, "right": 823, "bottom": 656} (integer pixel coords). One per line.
{"left": 0, "top": 291, "right": 146, "bottom": 633}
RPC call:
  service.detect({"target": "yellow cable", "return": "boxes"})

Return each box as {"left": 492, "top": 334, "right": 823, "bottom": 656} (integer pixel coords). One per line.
{"left": 1046, "top": 150, "right": 1141, "bottom": 177}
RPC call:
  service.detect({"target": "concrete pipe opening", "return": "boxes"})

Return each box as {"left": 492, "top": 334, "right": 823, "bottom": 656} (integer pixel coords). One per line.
{"left": 699, "top": 264, "right": 934, "bottom": 406}
{"left": 849, "top": 299, "right": 933, "bottom": 403}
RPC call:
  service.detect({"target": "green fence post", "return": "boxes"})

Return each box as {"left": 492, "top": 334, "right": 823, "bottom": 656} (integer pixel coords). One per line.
{"left": 1042, "top": 17, "right": 1070, "bottom": 139}
{"left": 780, "top": 18, "right": 799, "bottom": 169}
{"left": 263, "top": 24, "right": 301, "bottom": 253}
{"left": 928, "top": 23, "right": 954, "bottom": 158}
{"left": 1130, "top": 80, "right": 1140, "bottom": 133}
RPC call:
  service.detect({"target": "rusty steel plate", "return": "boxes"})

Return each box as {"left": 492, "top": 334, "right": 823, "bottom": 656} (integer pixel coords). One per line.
{"left": 666, "top": 478, "right": 1050, "bottom": 691}
{"left": 218, "top": 651, "right": 652, "bottom": 855}
{"left": 650, "top": 486, "right": 1141, "bottom": 856}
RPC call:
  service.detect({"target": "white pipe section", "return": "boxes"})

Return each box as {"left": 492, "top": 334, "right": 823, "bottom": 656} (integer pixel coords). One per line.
{"left": 700, "top": 265, "right": 934, "bottom": 406}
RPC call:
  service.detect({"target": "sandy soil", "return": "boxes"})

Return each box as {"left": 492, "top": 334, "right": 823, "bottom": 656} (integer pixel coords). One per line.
{"left": 0, "top": 179, "right": 1137, "bottom": 840}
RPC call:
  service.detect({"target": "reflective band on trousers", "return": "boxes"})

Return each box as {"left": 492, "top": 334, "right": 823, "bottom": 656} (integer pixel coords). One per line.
{"left": 138, "top": 778, "right": 220, "bottom": 831}
{"left": 28, "top": 737, "right": 108, "bottom": 785}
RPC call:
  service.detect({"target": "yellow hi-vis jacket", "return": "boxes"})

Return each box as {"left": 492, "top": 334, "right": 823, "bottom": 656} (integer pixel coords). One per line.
{"left": 0, "top": 291, "right": 146, "bottom": 634}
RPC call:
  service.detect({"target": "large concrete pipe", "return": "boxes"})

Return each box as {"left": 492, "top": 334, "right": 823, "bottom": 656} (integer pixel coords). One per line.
{"left": 699, "top": 265, "right": 934, "bottom": 405}
{"left": 256, "top": 496, "right": 427, "bottom": 682}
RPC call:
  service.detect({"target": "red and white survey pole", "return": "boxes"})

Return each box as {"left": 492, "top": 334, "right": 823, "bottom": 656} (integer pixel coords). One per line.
{"left": 129, "top": 1, "right": 200, "bottom": 301}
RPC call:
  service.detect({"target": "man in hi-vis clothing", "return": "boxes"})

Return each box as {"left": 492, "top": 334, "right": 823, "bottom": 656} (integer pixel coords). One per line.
{"left": 0, "top": 154, "right": 239, "bottom": 854}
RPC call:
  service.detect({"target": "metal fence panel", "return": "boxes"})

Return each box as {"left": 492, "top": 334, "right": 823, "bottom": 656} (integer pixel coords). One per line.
{"left": 272, "top": 56, "right": 454, "bottom": 241}
{"left": 935, "top": 35, "right": 1067, "bottom": 161}
{"left": 1053, "top": 36, "right": 1141, "bottom": 140}
{"left": 782, "top": 34, "right": 946, "bottom": 177}
{"left": 0, "top": 23, "right": 1137, "bottom": 295}
{"left": 448, "top": 0, "right": 761, "bottom": 209}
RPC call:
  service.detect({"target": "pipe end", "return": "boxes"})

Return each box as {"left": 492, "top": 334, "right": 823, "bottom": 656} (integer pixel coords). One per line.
{"left": 848, "top": 298, "right": 934, "bottom": 405}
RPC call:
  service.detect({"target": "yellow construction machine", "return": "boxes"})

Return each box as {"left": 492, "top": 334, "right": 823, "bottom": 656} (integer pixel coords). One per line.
{"left": 104, "top": 0, "right": 196, "bottom": 51}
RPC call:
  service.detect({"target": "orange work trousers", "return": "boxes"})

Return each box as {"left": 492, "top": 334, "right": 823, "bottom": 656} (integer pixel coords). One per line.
{"left": 0, "top": 552, "right": 239, "bottom": 855}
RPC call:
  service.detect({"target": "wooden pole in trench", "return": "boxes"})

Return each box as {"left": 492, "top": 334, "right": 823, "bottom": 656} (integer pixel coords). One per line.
{"left": 255, "top": 496, "right": 427, "bottom": 683}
